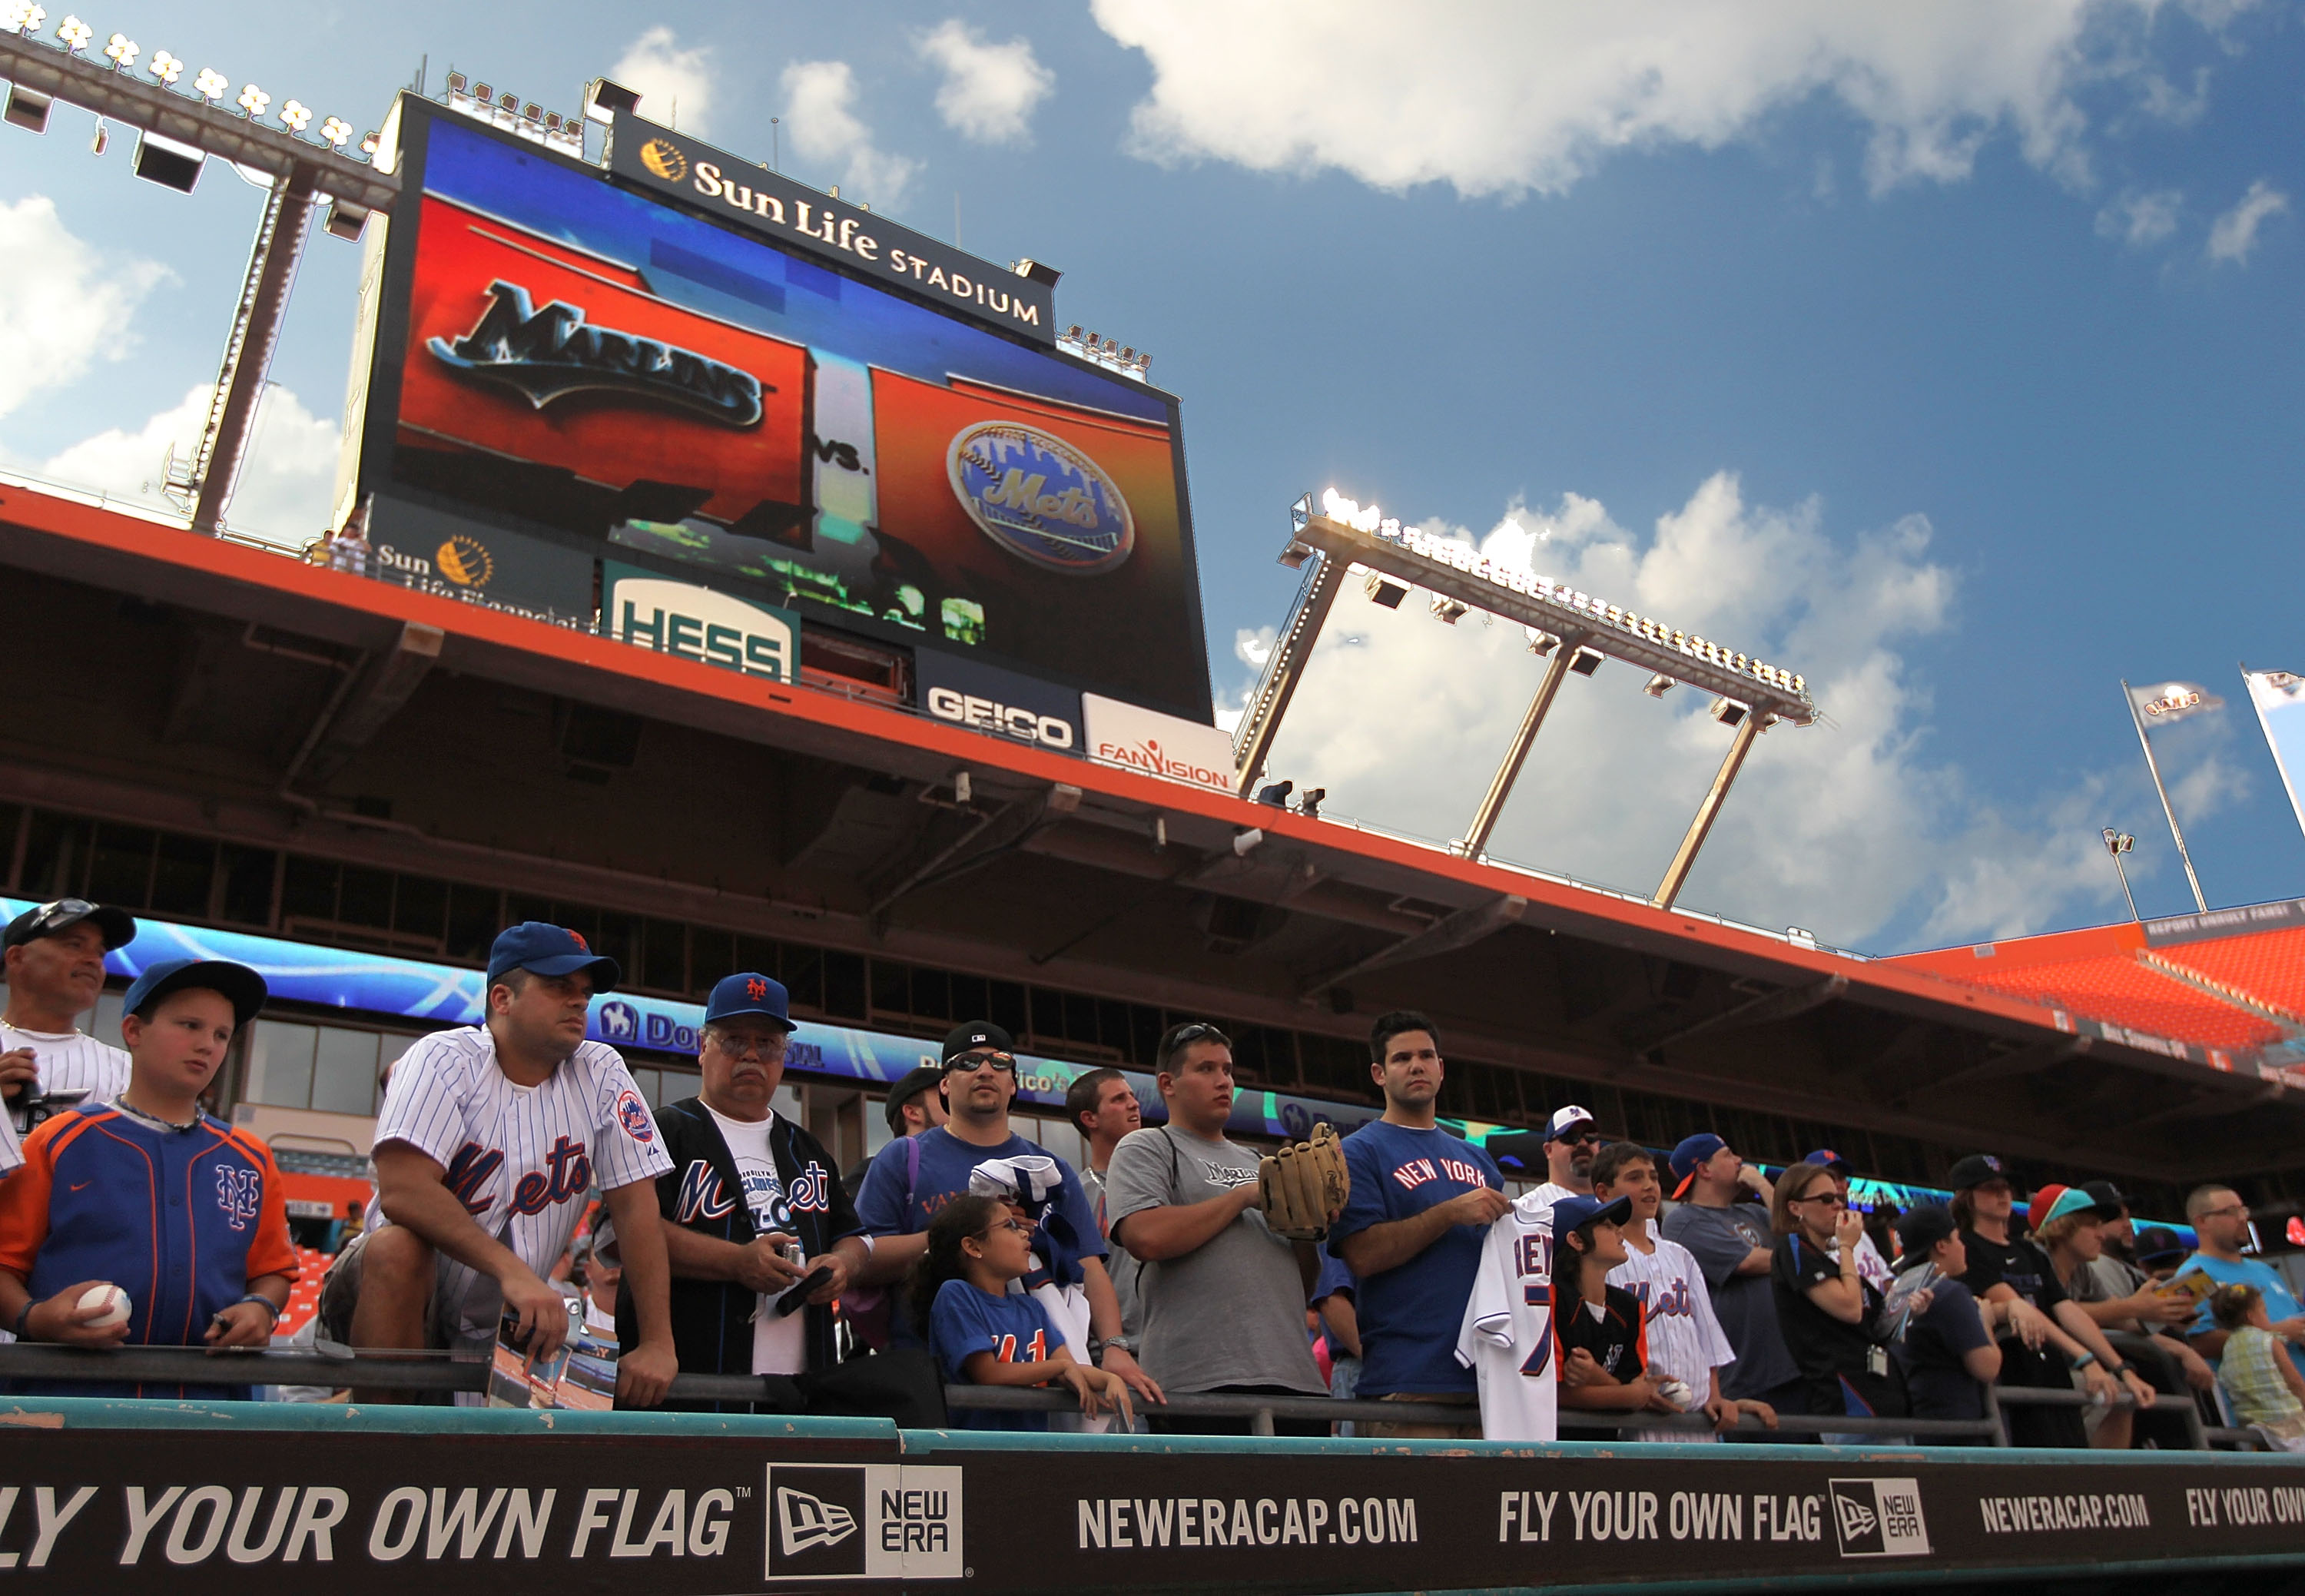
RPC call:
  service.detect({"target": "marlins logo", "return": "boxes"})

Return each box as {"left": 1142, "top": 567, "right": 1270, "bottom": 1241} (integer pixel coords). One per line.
{"left": 947, "top": 420, "right": 1134, "bottom": 576}
{"left": 434, "top": 534, "right": 493, "bottom": 588}
{"left": 638, "top": 138, "right": 688, "bottom": 183}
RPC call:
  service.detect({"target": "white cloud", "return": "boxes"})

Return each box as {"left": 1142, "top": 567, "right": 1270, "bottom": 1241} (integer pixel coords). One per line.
{"left": 918, "top": 20, "right": 1056, "bottom": 145}
{"left": 2095, "top": 187, "right": 2181, "bottom": 246}
{"left": 1091, "top": 0, "right": 2212, "bottom": 200}
{"left": 28, "top": 382, "right": 339, "bottom": 547}
{"left": 0, "top": 195, "right": 171, "bottom": 421}
{"left": 610, "top": 26, "right": 715, "bottom": 135}
{"left": 2207, "top": 178, "right": 2288, "bottom": 265}
{"left": 781, "top": 61, "right": 920, "bottom": 211}
{"left": 1245, "top": 473, "right": 2187, "bottom": 947}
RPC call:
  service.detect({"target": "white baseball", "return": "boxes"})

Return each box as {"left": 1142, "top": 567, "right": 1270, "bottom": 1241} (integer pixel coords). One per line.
{"left": 75, "top": 1285, "right": 130, "bottom": 1329}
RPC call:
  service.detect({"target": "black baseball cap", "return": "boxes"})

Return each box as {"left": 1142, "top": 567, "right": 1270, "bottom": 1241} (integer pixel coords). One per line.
{"left": 2081, "top": 1180, "right": 2128, "bottom": 1216}
{"left": 5, "top": 898, "right": 135, "bottom": 952}
{"left": 1895, "top": 1205, "right": 1958, "bottom": 1257}
{"left": 1945, "top": 1153, "right": 2010, "bottom": 1190}
{"left": 884, "top": 1064, "right": 946, "bottom": 1135}
{"left": 2134, "top": 1226, "right": 2187, "bottom": 1268}
{"left": 122, "top": 957, "right": 267, "bottom": 1030}
{"left": 941, "top": 1020, "right": 1013, "bottom": 1063}
{"left": 486, "top": 921, "right": 621, "bottom": 992}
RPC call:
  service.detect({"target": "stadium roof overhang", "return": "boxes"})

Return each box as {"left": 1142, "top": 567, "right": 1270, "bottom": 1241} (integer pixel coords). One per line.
{"left": 2, "top": 481, "right": 2294, "bottom": 1183}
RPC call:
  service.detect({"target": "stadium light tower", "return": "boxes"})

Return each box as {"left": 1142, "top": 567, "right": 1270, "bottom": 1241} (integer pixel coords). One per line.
{"left": 1236, "top": 490, "right": 1816, "bottom": 912}
{"left": 2103, "top": 828, "right": 2141, "bottom": 922}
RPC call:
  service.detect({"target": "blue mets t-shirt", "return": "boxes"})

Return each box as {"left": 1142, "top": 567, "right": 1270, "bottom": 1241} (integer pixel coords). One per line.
{"left": 1331, "top": 1120, "right": 1504, "bottom": 1395}
{"left": 928, "top": 1278, "right": 1062, "bottom": 1432}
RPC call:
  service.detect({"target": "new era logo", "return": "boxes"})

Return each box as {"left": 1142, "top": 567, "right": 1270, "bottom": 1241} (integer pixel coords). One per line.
{"left": 1829, "top": 1479, "right": 1931, "bottom": 1559}
{"left": 778, "top": 1487, "right": 857, "bottom": 1555}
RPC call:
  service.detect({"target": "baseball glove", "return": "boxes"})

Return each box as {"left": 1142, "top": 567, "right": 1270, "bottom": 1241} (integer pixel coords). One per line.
{"left": 1258, "top": 1122, "right": 1351, "bottom": 1241}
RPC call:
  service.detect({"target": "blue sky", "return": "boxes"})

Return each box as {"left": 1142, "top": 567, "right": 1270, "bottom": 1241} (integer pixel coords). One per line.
{"left": 2, "top": 1, "right": 2300, "bottom": 951}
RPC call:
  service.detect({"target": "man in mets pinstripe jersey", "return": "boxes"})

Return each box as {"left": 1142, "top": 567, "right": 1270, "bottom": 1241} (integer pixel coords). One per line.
{"left": 345, "top": 922, "right": 678, "bottom": 1406}
{"left": 0, "top": 957, "right": 294, "bottom": 1399}
{"left": 1, "top": 899, "right": 138, "bottom": 1152}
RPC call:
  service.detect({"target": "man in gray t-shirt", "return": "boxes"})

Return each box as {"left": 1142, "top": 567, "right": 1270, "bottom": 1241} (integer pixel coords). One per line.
{"left": 1659, "top": 1134, "right": 1803, "bottom": 1405}
{"left": 1108, "top": 1024, "right": 1327, "bottom": 1434}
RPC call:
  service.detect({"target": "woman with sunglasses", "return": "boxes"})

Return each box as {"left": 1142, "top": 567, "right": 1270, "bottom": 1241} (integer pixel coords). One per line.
{"left": 917, "top": 1193, "right": 1134, "bottom": 1432}
{"left": 1769, "top": 1160, "right": 1909, "bottom": 1432}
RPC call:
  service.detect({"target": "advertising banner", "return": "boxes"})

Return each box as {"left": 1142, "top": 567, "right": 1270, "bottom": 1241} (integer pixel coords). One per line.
{"left": 915, "top": 647, "right": 1084, "bottom": 754}
{"left": 602, "top": 559, "right": 801, "bottom": 682}
{"left": 366, "top": 494, "right": 595, "bottom": 625}
{"left": 5, "top": 1412, "right": 2305, "bottom": 1591}
{"left": 1082, "top": 693, "right": 1237, "bottom": 795}
{"left": 361, "top": 107, "right": 1210, "bottom": 722}
{"left": 607, "top": 116, "right": 1054, "bottom": 343}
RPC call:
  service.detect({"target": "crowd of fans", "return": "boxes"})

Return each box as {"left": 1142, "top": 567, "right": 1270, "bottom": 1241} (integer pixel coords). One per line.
{"left": 1, "top": 897, "right": 2300, "bottom": 1452}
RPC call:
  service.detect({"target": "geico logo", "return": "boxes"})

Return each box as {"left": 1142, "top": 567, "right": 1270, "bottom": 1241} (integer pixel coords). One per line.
{"left": 612, "top": 577, "right": 791, "bottom": 681}
{"left": 924, "top": 686, "right": 1076, "bottom": 748}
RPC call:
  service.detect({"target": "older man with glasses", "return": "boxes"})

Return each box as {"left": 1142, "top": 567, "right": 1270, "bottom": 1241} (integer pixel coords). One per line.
{"left": 1529, "top": 1104, "right": 1605, "bottom": 1208}
{"left": 852, "top": 1020, "right": 1161, "bottom": 1408}
{"left": 2177, "top": 1186, "right": 2305, "bottom": 1378}
{"left": 630, "top": 972, "right": 865, "bottom": 1409}
{"left": 2, "top": 899, "right": 138, "bottom": 1145}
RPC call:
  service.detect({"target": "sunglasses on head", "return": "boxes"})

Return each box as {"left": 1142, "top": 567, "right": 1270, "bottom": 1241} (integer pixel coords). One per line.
{"left": 18, "top": 899, "right": 99, "bottom": 938}
{"left": 944, "top": 1051, "right": 1017, "bottom": 1075}
{"left": 1159, "top": 1021, "right": 1231, "bottom": 1062}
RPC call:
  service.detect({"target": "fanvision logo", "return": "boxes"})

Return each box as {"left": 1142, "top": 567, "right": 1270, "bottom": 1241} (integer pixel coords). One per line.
{"left": 429, "top": 279, "right": 765, "bottom": 427}
{"left": 925, "top": 686, "right": 1076, "bottom": 750}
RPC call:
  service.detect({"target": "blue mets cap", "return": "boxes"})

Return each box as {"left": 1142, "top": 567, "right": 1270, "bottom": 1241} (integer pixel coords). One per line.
{"left": 705, "top": 971, "right": 795, "bottom": 1030}
{"left": 486, "top": 921, "right": 621, "bottom": 993}
{"left": 1805, "top": 1147, "right": 1851, "bottom": 1173}
{"left": 1668, "top": 1133, "right": 1728, "bottom": 1196}
{"left": 1552, "top": 1193, "right": 1633, "bottom": 1234}
{"left": 123, "top": 957, "right": 267, "bottom": 1030}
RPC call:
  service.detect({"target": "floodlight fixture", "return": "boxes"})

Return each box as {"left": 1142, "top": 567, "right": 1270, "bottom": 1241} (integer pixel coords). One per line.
{"left": 193, "top": 66, "right": 227, "bottom": 101}
{"left": 1232, "top": 828, "right": 1265, "bottom": 857}
{"left": 358, "top": 130, "right": 380, "bottom": 157}
{"left": 1643, "top": 674, "right": 1674, "bottom": 698}
{"left": 1431, "top": 596, "right": 1469, "bottom": 625}
{"left": 1016, "top": 258, "right": 1062, "bottom": 287}
{"left": 130, "top": 127, "right": 203, "bottom": 191}
{"left": 1710, "top": 699, "right": 1747, "bottom": 728}
{"left": 322, "top": 197, "right": 369, "bottom": 240}
{"left": 583, "top": 75, "right": 641, "bottom": 124}
{"left": 445, "top": 71, "right": 466, "bottom": 94}
{"left": 146, "top": 48, "right": 181, "bottom": 84}
{"left": 100, "top": 31, "right": 133, "bottom": 67}
{"left": 278, "top": 99, "right": 311, "bottom": 133}
{"left": 1365, "top": 573, "right": 1408, "bottom": 609}
{"left": 2, "top": 84, "right": 51, "bottom": 133}
{"left": 88, "top": 117, "right": 104, "bottom": 153}
{"left": 1568, "top": 648, "right": 1603, "bottom": 676}
{"left": 235, "top": 84, "right": 269, "bottom": 118}
{"left": 2103, "top": 828, "right": 2135, "bottom": 856}
{"left": 53, "top": 12, "right": 88, "bottom": 50}
{"left": 1525, "top": 629, "right": 1557, "bottom": 655}
{"left": 4, "top": 4, "right": 47, "bottom": 35}
{"left": 319, "top": 115, "right": 351, "bottom": 148}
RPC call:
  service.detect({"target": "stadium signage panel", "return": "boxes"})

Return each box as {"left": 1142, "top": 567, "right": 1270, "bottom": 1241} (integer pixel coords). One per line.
{"left": 602, "top": 560, "right": 800, "bottom": 682}
{"left": 3, "top": 1420, "right": 2301, "bottom": 1590}
{"left": 367, "top": 494, "right": 595, "bottom": 625}
{"left": 1081, "top": 695, "right": 1236, "bottom": 794}
{"left": 2143, "top": 896, "right": 2305, "bottom": 948}
{"left": 916, "top": 648, "right": 1083, "bottom": 752}
{"left": 607, "top": 117, "right": 1055, "bottom": 345}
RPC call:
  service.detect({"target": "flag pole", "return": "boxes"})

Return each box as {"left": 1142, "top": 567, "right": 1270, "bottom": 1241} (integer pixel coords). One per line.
{"left": 2121, "top": 679, "right": 2208, "bottom": 913}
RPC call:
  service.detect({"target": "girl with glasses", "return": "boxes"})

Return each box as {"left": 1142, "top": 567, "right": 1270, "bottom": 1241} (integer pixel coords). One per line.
{"left": 917, "top": 1194, "right": 1134, "bottom": 1432}
{"left": 1769, "top": 1160, "right": 1909, "bottom": 1431}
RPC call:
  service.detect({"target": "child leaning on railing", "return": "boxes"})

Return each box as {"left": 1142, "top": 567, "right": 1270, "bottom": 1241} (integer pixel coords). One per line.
{"left": 2211, "top": 1282, "right": 2305, "bottom": 1451}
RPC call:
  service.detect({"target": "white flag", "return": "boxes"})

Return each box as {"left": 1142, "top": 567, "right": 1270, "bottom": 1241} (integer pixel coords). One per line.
{"left": 2244, "top": 668, "right": 2305, "bottom": 838}
{"left": 2128, "top": 679, "right": 2224, "bottom": 728}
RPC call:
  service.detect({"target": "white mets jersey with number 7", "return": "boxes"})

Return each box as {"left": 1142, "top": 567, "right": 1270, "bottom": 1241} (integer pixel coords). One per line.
{"left": 1455, "top": 1191, "right": 1558, "bottom": 1442}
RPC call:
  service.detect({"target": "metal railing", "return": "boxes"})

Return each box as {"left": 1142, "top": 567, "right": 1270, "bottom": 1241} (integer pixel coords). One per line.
{"left": 0, "top": 1344, "right": 2261, "bottom": 1450}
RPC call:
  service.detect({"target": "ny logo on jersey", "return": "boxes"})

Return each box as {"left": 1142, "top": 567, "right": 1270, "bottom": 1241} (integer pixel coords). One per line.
{"left": 994, "top": 1329, "right": 1048, "bottom": 1364}
{"left": 675, "top": 1160, "right": 737, "bottom": 1223}
{"left": 788, "top": 1160, "right": 832, "bottom": 1215}
{"left": 213, "top": 1165, "right": 263, "bottom": 1232}
{"left": 508, "top": 1136, "right": 593, "bottom": 1216}
{"left": 445, "top": 1143, "right": 506, "bottom": 1217}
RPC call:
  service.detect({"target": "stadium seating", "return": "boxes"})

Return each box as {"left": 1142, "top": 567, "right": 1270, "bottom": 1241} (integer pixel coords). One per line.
{"left": 2151, "top": 928, "right": 2305, "bottom": 1022}
{"left": 277, "top": 1246, "right": 331, "bottom": 1339}
{"left": 1948, "top": 953, "right": 2286, "bottom": 1051}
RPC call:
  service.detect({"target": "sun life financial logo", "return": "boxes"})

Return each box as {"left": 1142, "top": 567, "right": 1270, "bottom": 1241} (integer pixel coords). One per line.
{"left": 429, "top": 279, "right": 764, "bottom": 427}
{"left": 925, "top": 686, "right": 1076, "bottom": 749}
{"left": 638, "top": 138, "right": 688, "bottom": 182}
{"left": 435, "top": 535, "right": 493, "bottom": 587}
{"left": 609, "top": 572, "right": 795, "bottom": 682}
{"left": 947, "top": 421, "right": 1134, "bottom": 576}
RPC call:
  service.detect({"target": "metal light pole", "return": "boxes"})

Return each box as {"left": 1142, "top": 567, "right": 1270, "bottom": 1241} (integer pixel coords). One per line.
{"left": 2101, "top": 828, "right": 2140, "bottom": 922}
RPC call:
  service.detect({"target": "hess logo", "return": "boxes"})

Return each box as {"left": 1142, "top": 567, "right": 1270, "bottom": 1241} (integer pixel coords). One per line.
{"left": 925, "top": 686, "right": 1076, "bottom": 749}
{"left": 638, "top": 138, "right": 688, "bottom": 182}
{"left": 610, "top": 576, "right": 793, "bottom": 682}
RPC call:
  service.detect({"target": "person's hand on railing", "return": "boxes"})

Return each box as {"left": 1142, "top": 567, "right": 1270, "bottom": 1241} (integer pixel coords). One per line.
{"left": 2078, "top": 1362, "right": 2120, "bottom": 1405}
{"left": 1059, "top": 1360, "right": 1136, "bottom": 1428}
{"left": 2117, "top": 1365, "right": 2157, "bottom": 1409}
{"left": 1708, "top": 1395, "right": 1779, "bottom": 1434}
{"left": 204, "top": 1296, "right": 280, "bottom": 1351}
{"left": 2006, "top": 1299, "right": 2052, "bottom": 1351}
{"left": 615, "top": 1341, "right": 678, "bottom": 1409}
{"left": 1100, "top": 1345, "right": 1164, "bottom": 1407}
{"left": 22, "top": 1282, "right": 133, "bottom": 1349}
{"left": 2174, "top": 1342, "right": 2217, "bottom": 1392}
{"left": 499, "top": 1266, "right": 573, "bottom": 1360}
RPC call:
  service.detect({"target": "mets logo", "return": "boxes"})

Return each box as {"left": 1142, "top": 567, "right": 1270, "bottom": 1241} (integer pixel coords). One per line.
{"left": 566, "top": 928, "right": 589, "bottom": 950}
{"left": 746, "top": 977, "right": 768, "bottom": 1000}
{"left": 434, "top": 534, "right": 493, "bottom": 588}
{"left": 788, "top": 1160, "right": 832, "bottom": 1215}
{"left": 946, "top": 421, "right": 1134, "bottom": 576}
{"left": 675, "top": 1160, "right": 736, "bottom": 1223}
{"left": 638, "top": 138, "right": 688, "bottom": 182}
{"left": 214, "top": 1165, "right": 263, "bottom": 1232}
{"left": 616, "top": 1089, "right": 655, "bottom": 1143}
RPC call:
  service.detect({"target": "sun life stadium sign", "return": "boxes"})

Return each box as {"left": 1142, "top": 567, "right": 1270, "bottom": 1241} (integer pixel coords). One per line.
{"left": 608, "top": 118, "right": 1056, "bottom": 345}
